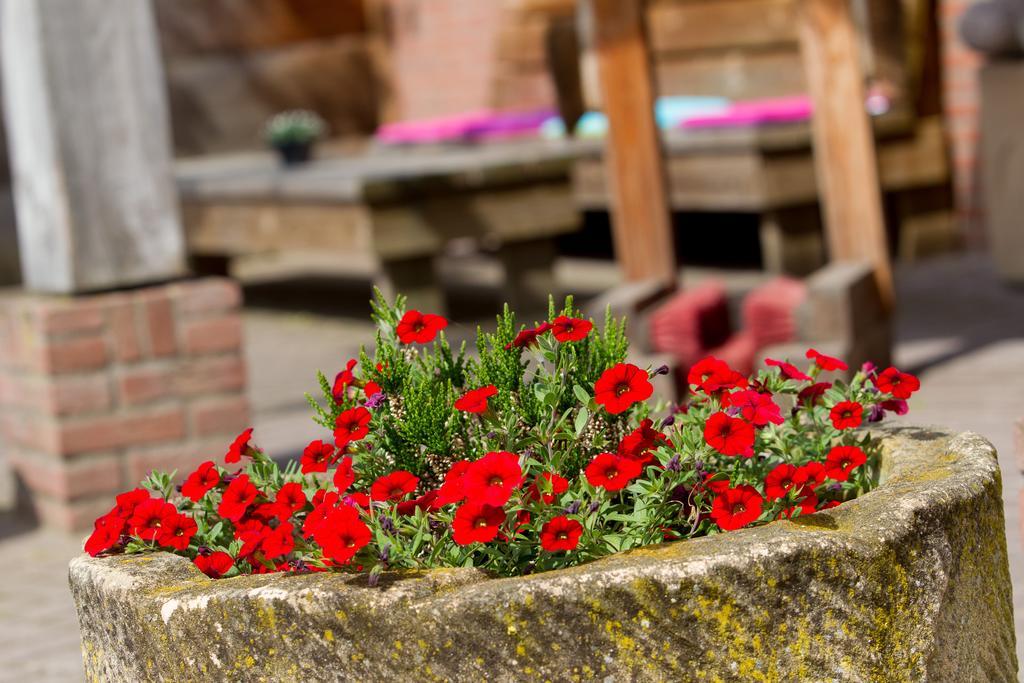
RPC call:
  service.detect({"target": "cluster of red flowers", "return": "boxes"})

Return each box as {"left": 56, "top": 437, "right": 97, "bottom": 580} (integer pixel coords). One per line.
{"left": 84, "top": 297, "right": 918, "bottom": 581}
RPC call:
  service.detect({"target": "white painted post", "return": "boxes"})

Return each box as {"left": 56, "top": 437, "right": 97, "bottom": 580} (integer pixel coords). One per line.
{"left": 1, "top": 0, "right": 186, "bottom": 293}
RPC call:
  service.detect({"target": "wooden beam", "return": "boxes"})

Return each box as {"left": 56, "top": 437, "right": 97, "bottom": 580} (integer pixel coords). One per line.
{"left": 797, "top": 0, "right": 894, "bottom": 311}
{"left": 584, "top": 0, "right": 676, "bottom": 288}
{"left": 1, "top": 0, "right": 186, "bottom": 293}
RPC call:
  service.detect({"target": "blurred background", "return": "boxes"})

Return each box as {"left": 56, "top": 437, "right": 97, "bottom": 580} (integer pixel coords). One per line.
{"left": 0, "top": 0, "right": 1023, "bottom": 679}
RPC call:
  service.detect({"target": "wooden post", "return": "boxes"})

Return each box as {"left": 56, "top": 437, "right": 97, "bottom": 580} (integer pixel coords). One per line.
{"left": 797, "top": 0, "right": 894, "bottom": 311}
{"left": 583, "top": 0, "right": 677, "bottom": 288}
{"left": 1, "top": 0, "right": 186, "bottom": 293}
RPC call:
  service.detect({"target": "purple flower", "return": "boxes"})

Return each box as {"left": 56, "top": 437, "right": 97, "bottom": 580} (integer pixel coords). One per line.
{"left": 666, "top": 455, "right": 682, "bottom": 472}
{"left": 365, "top": 392, "right": 386, "bottom": 409}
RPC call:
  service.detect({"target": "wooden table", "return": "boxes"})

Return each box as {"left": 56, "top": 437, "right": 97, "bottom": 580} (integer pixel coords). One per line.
{"left": 176, "top": 139, "right": 580, "bottom": 313}
{"left": 571, "top": 113, "right": 951, "bottom": 274}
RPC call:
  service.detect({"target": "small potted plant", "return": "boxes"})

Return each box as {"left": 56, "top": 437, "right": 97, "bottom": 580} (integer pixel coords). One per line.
{"left": 264, "top": 109, "right": 326, "bottom": 166}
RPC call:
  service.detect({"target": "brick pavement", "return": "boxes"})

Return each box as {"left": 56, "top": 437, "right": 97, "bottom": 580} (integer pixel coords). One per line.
{"left": 2, "top": 252, "right": 1023, "bottom": 680}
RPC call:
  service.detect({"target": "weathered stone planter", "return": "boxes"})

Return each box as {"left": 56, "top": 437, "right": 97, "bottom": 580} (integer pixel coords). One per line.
{"left": 71, "top": 427, "right": 1017, "bottom": 681}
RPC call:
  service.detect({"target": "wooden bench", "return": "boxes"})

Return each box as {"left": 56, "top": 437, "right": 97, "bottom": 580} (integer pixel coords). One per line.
{"left": 570, "top": 113, "right": 950, "bottom": 274}
{"left": 176, "top": 139, "right": 581, "bottom": 313}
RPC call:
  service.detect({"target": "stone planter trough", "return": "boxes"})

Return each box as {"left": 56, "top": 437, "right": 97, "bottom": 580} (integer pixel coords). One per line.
{"left": 70, "top": 427, "right": 1018, "bottom": 681}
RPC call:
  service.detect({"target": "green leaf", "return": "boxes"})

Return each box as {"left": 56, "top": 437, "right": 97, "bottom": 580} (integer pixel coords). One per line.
{"left": 574, "top": 408, "right": 590, "bottom": 437}
{"left": 573, "top": 384, "right": 591, "bottom": 405}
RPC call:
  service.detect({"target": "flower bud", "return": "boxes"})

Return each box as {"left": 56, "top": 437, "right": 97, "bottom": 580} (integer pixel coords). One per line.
{"left": 666, "top": 455, "right": 682, "bottom": 472}
{"left": 564, "top": 500, "right": 582, "bottom": 515}
{"left": 652, "top": 364, "right": 671, "bottom": 377}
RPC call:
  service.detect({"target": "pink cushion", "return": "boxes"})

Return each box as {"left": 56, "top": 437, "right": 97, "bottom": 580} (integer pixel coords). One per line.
{"left": 649, "top": 282, "right": 732, "bottom": 367}
{"left": 681, "top": 95, "right": 812, "bottom": 129}
{"left": 741, "top": 277, "right": 807, "bottom": 348}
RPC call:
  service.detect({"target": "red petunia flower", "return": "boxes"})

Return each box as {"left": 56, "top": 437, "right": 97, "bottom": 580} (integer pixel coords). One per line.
{"left": 182, "top": 461, "right": 220, "bottom": 502}
{"left": 301, "top": 440, "right": 335, "bottom": 474}
{"left": 550, "top": 316, "right": 593, "bottom": 343}
{"left": 333, "top": 456, "right": 355, "bottom": 492}
{"left": 881, "top": 398, "right": 909, "bottom": 416}
{"left": 765, "top": 358, "right": 812, "bottom": 382}
{"left": 194, "top": 551, "right": 234, "bottom": 579}
{"left": 275, "top": 482, "right": 307, "bottom": 517}
{"left": 725, "top": 390, "right": 784, "bottom": 427}
{"left": 874, "top": 367, "right": 920, "bottom": 400}
{"left": 806, "top": 348, "right": 848, "bottom": 372}
{"left": 688, "top": 357, "right": 748, "bottom": 394}
{"left": 504, "top": 323, "right": 551, "bottom": 350}
{"left": 454, "top": 385, "right": 498, "bottom": 414}
{"left": 128, "top": 498, "right": 177, "bottom": 541}
{"left": 829, "top": 401, "right": 863, "bottom": 430}
{"left": 396, "top": 310, "right": 448, "bottom": 344}
{"left": 435, "top": 460, "right": 472, "bottom": 506}
{"left": 397, "top": 490, "right": 441, "bottom": 516}
{"left": 85, "top": 512, "right": 127, "bottom": 556}
{"left": 334, "top": 407, "right": 372, "bottom": 447}
{"left": 260, "top": 522, "right": 295, "bottom": 559}
{"left": 218, "top": 474, "right": 260, "bottom": 522}
{"left": 819, "top": 500, "right": 842, "bottom": 511}
{"left": 703, "top": 473, "right": 731, "bottom": 494}
{"left": 225, "top": 427, "right": 255, "bottom": 464}
{"left": 584, "top": 453, "right": 642, "bottom": 491}
{"left": 781, "top": 486, "right": 819, "bottom": 519}
{"left": 529, "top": 472, "right": 569, "bottom": 504}
{"left": 451, "top": 501, "right": 506, "bottom": 546}
{"left": 594, "top": 363, "right": 654, "bottom": 414}
{"left": 711, "top": 485, "right": 763, "bottom": 531}
{"left": 303, "top": 494, "right": 339, "bottom": 540}
{"left": 112, "top": 488, "right": 150, "bottom": 519}
{"left": 332, "top": 359, "right": 358, "bottom": 403}
{"left": 703, "top": 412, "right": 755, "bottom": 457}
{"left": 540, "top": 516, "right": 584, "bottom": 552}
{"left": 764, "top": 463, "right": 797, "bottom": 501}
{"left": 370, "top": 470, "right": 420, "bottom": 502}
{"left": 792, "top": 461, "right": 827, "bottom": 488}
{"left": 343, "top": 492, "right": 370, "bottom": 508}
{"left": 617, "top": 419, "right": 668, "bottom": 465}
{"left": 157, "top": 513, "right": 197, "bottom": 551}
{"left": 315, "top": 506, "right": 372, "bottom": 564}
{"left": 797, "top": 381, "right": 832, "bottom": 406}
{"left": 364, "top": 381, "right": 383, "bottom": 399}
{"left": 463, "top": 451, "right": 523, "bottom": 506}
{"left": 824, "top": 445, "right": 867, "bottom": 481}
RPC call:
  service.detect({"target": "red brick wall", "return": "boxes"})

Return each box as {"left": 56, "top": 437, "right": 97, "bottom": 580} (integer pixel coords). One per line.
{"left": 939, "top": 0, "right": 985, "bottom": 242}
{"left": 0, "top": 278, "right": 248, "bottom": 531}
{"left": 386, "top": 0, "right": 507, "bottom": 120}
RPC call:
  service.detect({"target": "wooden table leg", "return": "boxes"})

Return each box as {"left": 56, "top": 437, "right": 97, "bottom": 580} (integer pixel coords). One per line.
{"left": 378, "top": 255, "right": 446, "bottom": 316}
{"left": 759, "top": 206, "right": 826, "bottom": 276}
{"left": 496, "top": 237, "right": 560, "bottom": 315}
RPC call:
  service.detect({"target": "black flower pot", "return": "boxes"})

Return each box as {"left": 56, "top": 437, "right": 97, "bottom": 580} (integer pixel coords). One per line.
{"left": 274, "top": 141, "right": 313, "bottom": 166}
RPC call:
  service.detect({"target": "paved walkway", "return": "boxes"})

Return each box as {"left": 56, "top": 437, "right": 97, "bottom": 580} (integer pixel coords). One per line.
{"left": 1, "top": 252, "right": 1022, "bottom": 680}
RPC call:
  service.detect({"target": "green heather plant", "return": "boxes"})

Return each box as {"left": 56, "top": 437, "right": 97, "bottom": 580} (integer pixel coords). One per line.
{"left": 84, "top": 292, "right": 920, "bottom": 582}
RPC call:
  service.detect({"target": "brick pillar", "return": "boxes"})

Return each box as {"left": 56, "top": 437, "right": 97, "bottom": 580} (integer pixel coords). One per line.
{"left": 939, "top": 0, "right": 985, "bottom": 244}
{"left": 387, "top": 0, "right": 506, "bottom": 120}
{"left": 0, "top": 278, "right": 248, "bottom": 531}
